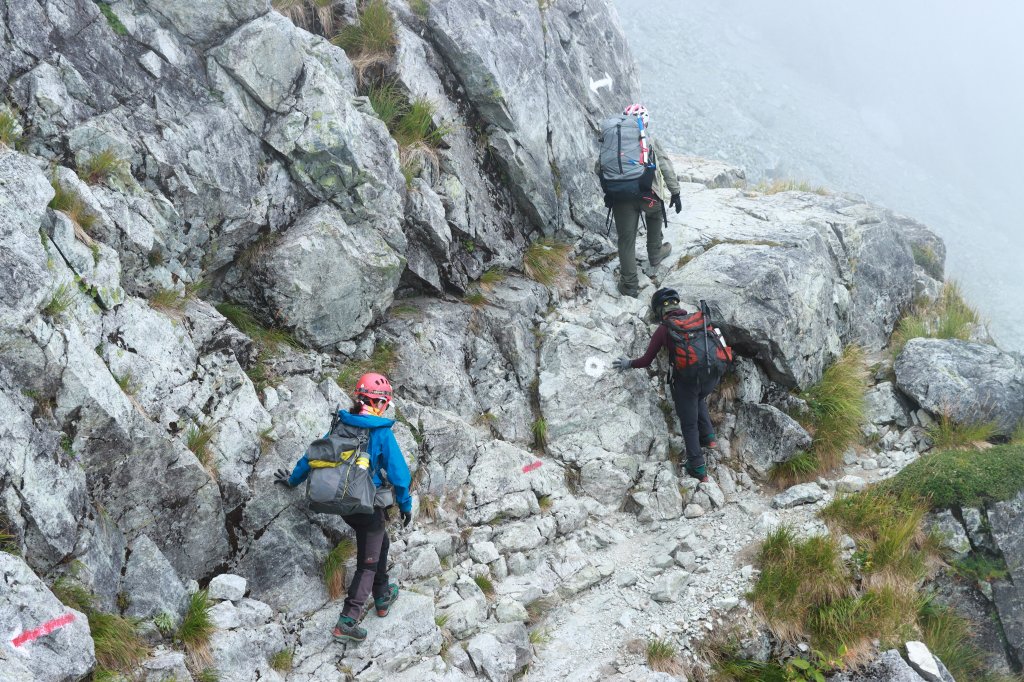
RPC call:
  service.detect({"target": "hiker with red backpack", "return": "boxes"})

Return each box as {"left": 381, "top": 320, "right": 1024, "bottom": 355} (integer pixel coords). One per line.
{"left": 597, "top": 103, "right": 681, "bottom": 298}
{"left": 611, "top": 288, "right": 733, "bottom": 482}
{"left": 274, "top": 372, "right": 412, "bottom": 644}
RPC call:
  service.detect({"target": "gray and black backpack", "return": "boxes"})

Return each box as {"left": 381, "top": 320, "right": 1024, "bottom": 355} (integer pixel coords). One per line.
{"left": 597, "top": 114, "right": 657, "bottom": 203}
{"left": 305, "top": 417, "right": 377, "bottom": 516}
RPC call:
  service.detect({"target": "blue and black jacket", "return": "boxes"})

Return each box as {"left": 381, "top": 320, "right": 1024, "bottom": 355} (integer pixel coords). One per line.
{"left": 286, "top": 410, "right": 413, "bottom": 513}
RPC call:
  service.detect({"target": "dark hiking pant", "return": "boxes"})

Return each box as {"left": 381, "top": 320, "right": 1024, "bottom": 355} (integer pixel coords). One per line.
{"left": 671, "top": 370, "right": 722, "bottom": 473}
{"left": 340, "top": 508, "right": 391, "bottom": 619}
{"left": 612, "top": 198, "right": 664, "bottom": 294}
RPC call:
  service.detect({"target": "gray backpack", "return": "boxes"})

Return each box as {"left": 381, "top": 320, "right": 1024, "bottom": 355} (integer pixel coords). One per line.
{"left": 597, "top": 115, "right": 657, "bottom": 202}
{"left": 305, "top": 420, "right": 377, "bottom": 516}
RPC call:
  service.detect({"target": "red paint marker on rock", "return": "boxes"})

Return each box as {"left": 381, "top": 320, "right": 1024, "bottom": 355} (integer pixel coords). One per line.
{"left": 12, "top": 612, "right": 76, "bottom": 647}
{"left": 522, "top": 461, "right": 542, "bottom": 473}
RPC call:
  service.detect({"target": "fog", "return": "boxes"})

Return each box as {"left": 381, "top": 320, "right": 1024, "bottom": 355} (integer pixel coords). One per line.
{"left": 615, "top": 0, "right": 1024, "bottom": 351}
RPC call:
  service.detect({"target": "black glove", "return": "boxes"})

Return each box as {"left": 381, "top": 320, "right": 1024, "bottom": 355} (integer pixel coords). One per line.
{"left": 611, "top": 357, "right": 632, "bottom": 371}
{"left": 401, "top": 509, "right": 413, "bottom": 528}
{"left": 669, "top": 193, "right": 682, "bottom": 214}
{"left": 273, "top": 468, "right": 292, "bottom": 487}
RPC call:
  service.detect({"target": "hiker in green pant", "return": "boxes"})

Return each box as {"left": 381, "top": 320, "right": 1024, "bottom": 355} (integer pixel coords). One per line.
{"left": 597, "top": 103, "right": 681, "bottom": 298}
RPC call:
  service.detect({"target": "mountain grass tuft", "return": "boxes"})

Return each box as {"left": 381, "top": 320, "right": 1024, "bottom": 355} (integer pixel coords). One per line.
{"left": 524, "top": 239, "right": 572, "bottom": 286}
{"left": 0, "top": 107, "right": 23, "bottom": 148}
{"left": 178, "top": 589, "right": 215, "bottom": 667}
{"left": 78, "top": 148, "right": 126, "bottom": 185}
{"left": 926, "top": 410, "right": 997, "bottom": 450}
{"left": 324, "top": 537, "right": 356, "bottom": 600}
{"left": 891, "top": 282, "right": 981, "bottom": 356}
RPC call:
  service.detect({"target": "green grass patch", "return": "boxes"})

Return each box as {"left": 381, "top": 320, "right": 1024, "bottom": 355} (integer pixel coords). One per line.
{"left": 269, "top": 648, "right": 294, "bottom": 672}
{"left": 926, "top": 410, "right": 997, "bottom": 450}
{"left": 49, "top": 179, "right": 98, "bottom": 236}
{"left": 96, "top": 2, "right": 128, "bottom": 35}
{"left": 882, "top": 443, "right": 1024, "bottom": 509}
{"left": 952, "top": 553, "right": 1009, "bottom": 583}
{"left": 532, "top": 418, "right": 547, "bottom": 452}
{"left": 754, "top": 178, "right": 829, "bottom": 195}
{"left": 523, "top": 239, "right": 572, "bottom": 286}
{"left": 0, "top": 107, "right": 22, "bottom": 148}
{"left": 480, "top": 267, "right": 507, "bottom": 289}
{"left": 196, "top": 667, "right": 220, "bottom": 682}
{"left": 368, "top": 78, "right": 408, "bottom": 129}
{"left": 336, "top": 341, "right": 397, "bottom": 392}
{"left": 891, "top": 282, "right": 981, "bottom": 356}
{"left": 528, "top": 627, "right": 551, "bottom": 645}
{"left": 781, "top": 346, "right": 868, "bottom": 482}
{"left": 646, "top": 638, "right": 682, "bottom": 675}
{"left": 186, "top": 422, "right": 217, "bottom": 473}
{"left": 42, "top": 282, "right": 76, "bottom": 318}
{"left": 917, "top": 598, "right": 995, "bottom": 682}
{"left": 474, "top": 574, "right": 495, "bottom": 598}
{"left": 53, "top": 578, "right": 149, "bottom": 673}
{"left": 149, "top": 281, "right": 205, "bottom": 315}
{"left": 463, "top": 289, "right": 488, "bottom": 307}
{"left": 0, "top": 516, "right": 18, "bottom": 555}
{"left": 911, "top": 244, "right": 943, "bottom": 280}
{"left": 538, "top": 495, "right": 552, "bottom": 513}
{"left": 215, "top": 302, "right": 298, "bottom": 350}
{"left": 324, "top": 537, "right": 355, "bottom": 600}
{"left": 78, "top": 147, "right": 126, "bottom": 185}
{"left": 113, "top": 371, "right": 140, "bottom": 396}
{"left": 410, "top": 0, "right": 429, "bottom": 18}
{"left": 395, "top": 98, "right": 449, "bottom": 147}
{"left": 178, "top": 589, "right": 215, "bottom": 667}
{"left": 332, "top": 0, "right": 395, "bottom": 59}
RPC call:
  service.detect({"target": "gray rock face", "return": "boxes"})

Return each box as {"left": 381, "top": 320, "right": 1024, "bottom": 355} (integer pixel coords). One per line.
{"left": 0, "top": 149, "right": 53, "bottom": 333}
{"left": 927, "top": 511, "right": 971, "bottom": 562}
{"left": 732, "top": 403, "right": 812, "bottom": 477}
{"left": 895, "top": 338, "right": 1024, "bottom": 435}
{"left": 663, "top": 192, "right": 919, "bottom": 388}
{"left": 140, "top": 0, "right": 269, "bottom": 47}
{"left": 988, "top": 489, "right": 1024, "bottom": 663}
{"left": 255, "top": 205, "right": 403, "bottom": 347}
{"left": 0, "top": 553, "right": 95, "bottom": 682}
{"left": 122, "top": 534, "right": 190, "bottom": 622}
{"left": 669, "top": 154, "right": 746, "bottom": 189}
{"left": 833, "top": 649, "right": 929, "bottom": 682}
{"left": 865, "top": 381, "right": 911, "bottom": 427}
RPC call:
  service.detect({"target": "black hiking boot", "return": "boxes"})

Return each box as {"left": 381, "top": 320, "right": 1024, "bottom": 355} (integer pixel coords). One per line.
{"left": 333, "top": 615, "right": 367, "bottom": 644}
{"left": 374, "top": 583, "right": 399, "bottom": 617}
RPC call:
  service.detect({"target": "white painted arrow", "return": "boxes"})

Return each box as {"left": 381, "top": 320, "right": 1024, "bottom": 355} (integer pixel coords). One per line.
{"left": 589, "top": 72, "right": 612, "bottom": 94}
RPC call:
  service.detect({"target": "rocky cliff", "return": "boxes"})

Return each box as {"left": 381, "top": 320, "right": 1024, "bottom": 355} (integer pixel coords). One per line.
{"left": 2, "top": 1, "right": 1024, "bottom": 682}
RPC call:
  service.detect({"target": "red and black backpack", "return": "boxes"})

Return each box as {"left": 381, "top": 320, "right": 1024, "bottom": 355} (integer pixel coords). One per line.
{"left": 663, "top": 306, "right": 734, "bottom": 378}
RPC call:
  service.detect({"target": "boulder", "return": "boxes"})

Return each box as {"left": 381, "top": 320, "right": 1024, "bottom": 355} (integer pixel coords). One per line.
{"left": 630, "top": 464, "right": 685, "bottom": 522}
{"left": 0, "top": 553, "right": 95, "bottom": 682}
{"left": 209, "top": 573, "right": 248, "bottom": 602}
{"left": 139, "top": 0, "right": 269, "bottom": 48}
{"left": 832, "top": 648, "right": 929, "bottom": 682}
{"left": 771, "top": 483, "right": 826, "bottom": 509}
{"left": 669, "top": 154, "right": 746, "bottom": 189}
{"left": 927, "top": 511, "right": 971, "bottom": 562}
{"left": 255, "top": 205, "right": 403, "bottom": 347}
{"left": 122, "top": 534, "right": 190, "bottom": 622}
{"left": 895, "top": 338, "right": 1024, "bottom": 435}
{"left": 651, "top": 570, "right": 691, "bottom": 603}
{"left": 733, "top": 403, "right": 812, "bottom": 477}
{"left": 905, "top": 641, "right": 943, "bottom": 682}
{"left": 865, "top": 381, "right": 911, "bottom": 427}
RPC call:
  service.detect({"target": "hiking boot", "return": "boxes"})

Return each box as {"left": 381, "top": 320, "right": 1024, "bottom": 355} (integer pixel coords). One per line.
{"left": 617, "top": 280, "right": 639, "bottom": 298}
{"left": 700, "top": 433, "right": 718, "bottom": 449}
{"left": 649, "top": 242, "right": 673, "bottom": 268}
{"left": 685, "top": 466, "right": 710, "bottom": 484}
{"left": 333, "top": 615, "right": 367, "bottom": 644}
{"left": 374, "top": 583, "right": 399, "bottom": 617}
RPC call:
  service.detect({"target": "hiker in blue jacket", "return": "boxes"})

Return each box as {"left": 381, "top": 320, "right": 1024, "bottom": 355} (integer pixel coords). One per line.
{"left": 274, "top": 372, "right": 412, "bottom": 644}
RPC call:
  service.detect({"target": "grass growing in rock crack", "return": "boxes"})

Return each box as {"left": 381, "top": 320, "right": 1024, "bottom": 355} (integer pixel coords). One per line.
{"left": 916, "top": 597, "right": 1016, "bottom": 682}
{"left": 324, "top": 538, "right": 356, "bottom": 599}
{"left": 258, "top": 426, "right": 277, "bottom": 455}
{"left": 419, "top": 494, "right": 440, "bottom": 520}
{"left": 0, "top": 107, "right": 22, "bottom": 147}
{"left": 49, "top": 179, "right": 97, "bottom": 238}
{"left": 480, "top": 267, "right": 507, "bottom": 290}
{"left": 331, "top": 0, "right": 395, "bottom": 79}
{"left": 269, "top": 648, "right": 294, "bottom": 672}
{"left": 952, "top": 553, "right": 1009, "bottom": 584}
{"left": 926, "top": 410, "right": 997, "bottom": 450}
{"left": 96, "top": 2, "right": 128, "bottom": 35}
{"left": 474, "top": 575, "right": 495, "bottom": 598}
{"left": 523, "top": 239, "right": 572, "bottom": 286}
{"left": 0, "top": 515, "right": 18, "bottom": 555}
{"left": 911, "top": 244, "right": 943, "bottom": 279}
{"left": 196, "top": 668, "right": 221, "bottom": 682}
{"left": 528, "top": 627, "right": 551, "bottom": 646}
{"left": 186, "top": 422, "right": 217, "bottom": 474}
{"left": 891, "top": 282, "right": 981, "bottom": 356}
{"left": 882, "top": 443, "right": 1024, "bottom": 509}
{"left": 368, "top": 78, "right": 408, "bottom": 128}
{"left": 178, "top": 589, "right": 215, "bottom": 667}
{"left": 409, "top": 0, "right": 429, "bottom": 18}
{"left": 42, "top": 282, "right": 76, "bottom": 318}
{"left": 336, "top": 341, "right": 397, "bottom": 392}
{"left": 538, "top": 495, "right": 553, "bottom": 513}
{"left": 773, "top": 346, "right": 868, "bottom": 485}
{"left": 215, "top": 302, "right": 297, "bottom": 350}
{"left": 532, "top": 418, "right": 548, "bottom": 452}
{"left": 525, "top": 596, "right": 554, "bottom": 625}
{"left": 273, "top": 0, "right": 337, "bottom": 36}
{"left": 53, "top": 578, "right": 149, "bottom": 673}
{"left": 78, "top": 148, "right": 126, "bottom": 185}
{"left": 463, "top": 289, "right": 488, "bottom": 307}
{"left": 395, "top": 98, "right": 450, "bottom": 147}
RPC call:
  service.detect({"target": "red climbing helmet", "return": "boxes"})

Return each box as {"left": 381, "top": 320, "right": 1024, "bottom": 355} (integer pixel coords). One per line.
{"left": 623, "top": 103, "right": 650, "bottom": 128}
{"left": 354, "top": 372, "right": 393, "bottom": 411}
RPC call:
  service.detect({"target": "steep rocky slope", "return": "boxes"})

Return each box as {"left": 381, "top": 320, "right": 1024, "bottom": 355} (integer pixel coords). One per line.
{"left": 3, "top": 1, "right": 1024, "bottom": 681}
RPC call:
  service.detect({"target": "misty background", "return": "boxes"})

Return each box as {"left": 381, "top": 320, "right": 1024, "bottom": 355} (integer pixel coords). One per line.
{"left": 614, "top": 0, "right": 1024, "bottom": 352}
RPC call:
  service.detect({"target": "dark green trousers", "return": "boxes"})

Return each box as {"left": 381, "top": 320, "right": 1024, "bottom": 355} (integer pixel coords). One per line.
{"left": 612, "top": 199, "right": 664, "bottom": 294}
